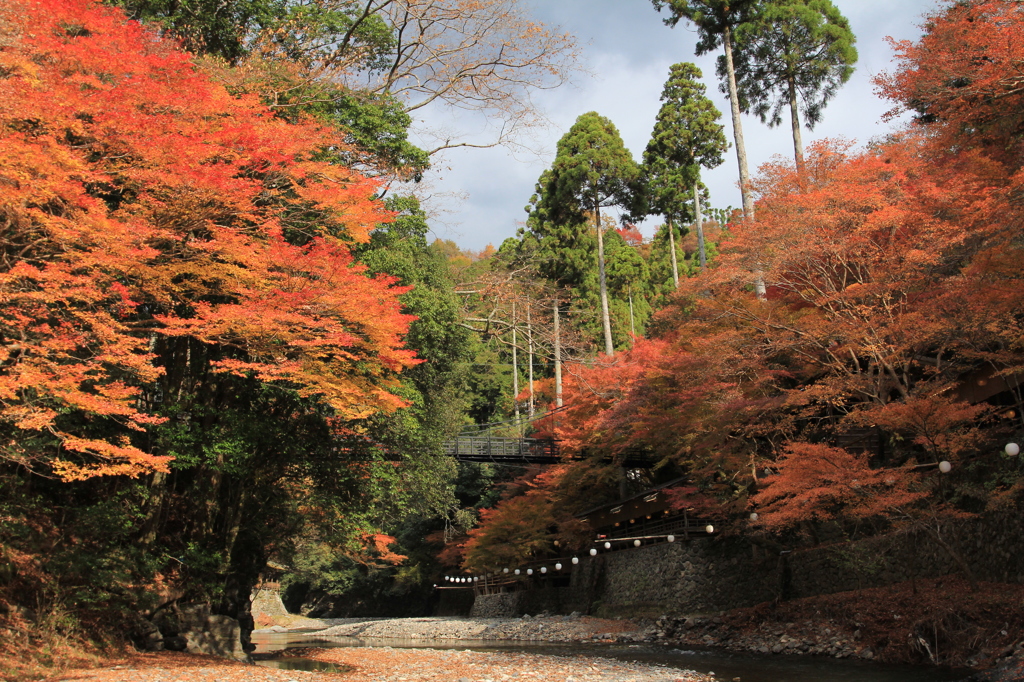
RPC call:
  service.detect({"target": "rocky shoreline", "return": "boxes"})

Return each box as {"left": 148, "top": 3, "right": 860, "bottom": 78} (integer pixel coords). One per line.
{"left": 253, "top": 611, "right": 1024, "bottom": 681}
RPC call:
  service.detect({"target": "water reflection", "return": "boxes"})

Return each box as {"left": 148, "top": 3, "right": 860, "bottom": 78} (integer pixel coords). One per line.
{"left": 251, "top": 631, "right": 968, "bottom": 682}
{"left": 254, "top": 658, "right": 347, "bottom": 673}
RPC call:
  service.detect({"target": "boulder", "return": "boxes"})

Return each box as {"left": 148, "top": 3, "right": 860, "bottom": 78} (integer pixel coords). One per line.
{"left": 177, "top": 604, "right": 250, "bottom": 662}
{"left": 147, "top": 603, "right": 250, "bottom": 662}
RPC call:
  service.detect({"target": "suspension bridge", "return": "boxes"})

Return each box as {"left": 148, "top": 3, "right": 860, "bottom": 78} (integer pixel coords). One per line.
{"left": 335, "top": 407, "right": 656, "bottom": 466}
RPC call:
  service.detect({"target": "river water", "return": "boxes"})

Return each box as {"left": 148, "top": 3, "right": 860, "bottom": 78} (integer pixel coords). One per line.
{"left": 251, "top": 631, "right": 969, "bottom": 682}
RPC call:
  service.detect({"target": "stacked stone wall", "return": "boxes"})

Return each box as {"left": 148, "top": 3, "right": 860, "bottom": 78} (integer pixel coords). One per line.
{"left": 470, "top": 509, "right": 1024, "bottom": 618}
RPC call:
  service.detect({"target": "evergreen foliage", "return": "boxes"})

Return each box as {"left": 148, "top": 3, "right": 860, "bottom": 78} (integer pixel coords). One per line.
{"left": 729, "top": 0, "right": 857, "bottom": 167}
{"left": 535, "top": 112, "right": 640, "bottom": 356}
{"left": 651, "top": 0, "right": 762, "bottom": 223}
{"left": 640, "top": 62, "right": 729, "bottom": 273}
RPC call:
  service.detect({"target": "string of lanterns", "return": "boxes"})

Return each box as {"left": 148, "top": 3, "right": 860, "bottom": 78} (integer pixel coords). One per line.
{"left": 443, "top": 445, "right": 1024, "bottom": 589}
{"left": 440, "top": 529, "right": 711, "bottom": 585}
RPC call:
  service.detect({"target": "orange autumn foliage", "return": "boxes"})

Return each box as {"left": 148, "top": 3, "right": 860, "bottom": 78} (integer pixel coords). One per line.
{"left": 474, "top": 4, "right": 1024, "bottom": 538}
{"left": 461, "top": 465, "right": 594, "bottom": 572}
{"left": 362, "top": 533, "right": 408, "bottom": 566}
{"left": 752, "top": 443, "right": 928, "bottom": 530}
{"left": 0, "top": 0, "right": 417, "bottom": 480}
{"left": 877, "top": 0, "right": 1024, "bottom": 164}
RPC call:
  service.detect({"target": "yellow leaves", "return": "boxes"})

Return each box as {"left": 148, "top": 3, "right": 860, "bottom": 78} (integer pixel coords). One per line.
{"left": 8, "top": 406, "right": 58, "bottom": 431}
{"left": 52, "top": 435, "right": 172, "bottom": 481}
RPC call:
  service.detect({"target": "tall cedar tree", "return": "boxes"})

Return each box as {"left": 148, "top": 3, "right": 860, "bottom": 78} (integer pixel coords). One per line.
{"left": 651, "top": 0, "right": 761, "bottom": 222}
{"left": 521, "top": 170, "right": 597, "bottom": 294}
{"left": 730, "top": 0, "right": 857, "bottom": 170}
{"left": 642, "top": 63, "right": 729, "bottom": 276}
{"left": 465, "top": 0, "right": 1024, "bottom": 574}
{"left": 539, "top": 112, "right": 639, "bottom": 357}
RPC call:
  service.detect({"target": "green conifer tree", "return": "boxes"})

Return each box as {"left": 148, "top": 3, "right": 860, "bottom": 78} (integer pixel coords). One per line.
{"left": 642, "top": 63, "right": 729, "bottom": 275}
{"left": 730, "top": 0, "right": 857, "bottom": 170}
{"left": 651, "top": 0, "right": 761, "bottom": 222}
{"left": 538, "top": 112, "right": 639, "bottom": 357}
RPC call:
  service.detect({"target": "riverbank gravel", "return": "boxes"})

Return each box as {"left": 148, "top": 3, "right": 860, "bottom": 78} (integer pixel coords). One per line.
{"left": 46, "top": 647, "right": 713, "bottom": 682}
{"left": 306, "top": 646, "right": 709, "bottom": 682}
{"left": 305, "top": 613, "right": 638, "bottom": 643}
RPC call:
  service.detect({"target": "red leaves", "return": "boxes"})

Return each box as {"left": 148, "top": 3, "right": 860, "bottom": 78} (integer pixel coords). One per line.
{"left": 463, "top": 493, "right": 556, "bottom": 573}
{"left": 0, "top": 0, "right": 416, "bottom": 479}
{"left": 467, "top": 2, "right": 1024, "bottom": 549}
{"left": 877, "top": 0, "right": 1024, "bottom": 163}
{"left": 752, "top": 443, "right": 928, "bottom": 530}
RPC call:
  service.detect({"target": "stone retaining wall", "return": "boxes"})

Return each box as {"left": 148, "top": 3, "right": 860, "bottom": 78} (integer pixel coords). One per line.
{"left": 470, "top": 509, "right": 1024, "bottom": 618}
{"left": 435, "top": 588, "right": 475, "bottom": 616}
{"left": 573, "top": 537, "right": 780, "bottom": 618}
{"left": 470, "top": 592, "right": 524, "bottom": 617}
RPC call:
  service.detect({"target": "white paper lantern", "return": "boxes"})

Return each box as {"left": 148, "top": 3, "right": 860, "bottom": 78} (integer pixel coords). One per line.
{"left": 633, "top": 539, "right": 641, "bottom": 547}
{"left": 540, "top": 566, "right": 547, "bottom": 574}
{"left": 1005, "top": 443, "right": 1020, "bottom": 457}
{"left": 572, "top": 557, "right": 580, "bottom": 565}
{"left": 589, "top": 548, "right": 597, "bottom": 556}
{"left": 555, "top": 563, "right": 562, "bottom": 570}
{"left": 705, "top": 525, "right": 715, "bottom": 534}
{"left": 667, "top": 535, "right": 675, "bottom": 543}
{"left": 526, "top": 569, "right": 533, "bottom": 576}
{"left": 514, "top": 569, "right": 520, "bottom": 575}
{"left": 503, "top": 568, "right": 509, "bottom": 574}
{"left": 603, "top": 541, "right": 611, "bottom": 549}
{"left": 750, "top": 512, "right": 759, "bottom": 521}
{"left": 939, "top": 461, "right": 952, "bottom": 473}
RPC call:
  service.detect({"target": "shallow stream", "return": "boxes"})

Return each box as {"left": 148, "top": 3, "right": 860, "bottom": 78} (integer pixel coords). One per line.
{"left": 251, "top": 631, "right": 969, "bottom": 681}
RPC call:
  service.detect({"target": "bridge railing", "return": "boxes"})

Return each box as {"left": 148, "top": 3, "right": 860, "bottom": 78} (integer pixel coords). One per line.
{"left": 442, "top": 436, "right": 559, "bottom": 462}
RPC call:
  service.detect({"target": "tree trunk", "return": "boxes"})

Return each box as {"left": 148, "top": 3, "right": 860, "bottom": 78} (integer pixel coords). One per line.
{"left": 788, "top": 74, "right": 804, "bottom": 172}
{"left": 723, "top": 24, "right": 765, "bottom": 299}
{"left": 138, "top": 470, "right": 169, "bottom": 547}
{"left": 595, "top": 200, "right": 614, "bottom": 356}
{"left": 527, "top": 307, "right": 535, "bottom": 417}
{"left": 694, "top": 177, "right": 706, "bottom": 271}
{"left": 628, "top": 287, "right": 636, "bottom": 339}
{"left": 722, "top": 25, "right": 753, "bottom": 222}
{"left": 511, "top": 302, "right": 520, "bottom": 425}
{"left": 553, "top": 297, "right": 562, "bottom": 408}
{"left": 668, "top": 216, "right": 679, "bottom": 287}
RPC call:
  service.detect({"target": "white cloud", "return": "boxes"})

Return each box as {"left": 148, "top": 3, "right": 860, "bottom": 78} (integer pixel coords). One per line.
{"left": 413, "top": 0, "right": 941, "bottom": 251}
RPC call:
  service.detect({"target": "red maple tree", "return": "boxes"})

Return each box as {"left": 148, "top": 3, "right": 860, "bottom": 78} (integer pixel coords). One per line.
{"left": 0, "top": 0, "right": 417, "bottom": 480}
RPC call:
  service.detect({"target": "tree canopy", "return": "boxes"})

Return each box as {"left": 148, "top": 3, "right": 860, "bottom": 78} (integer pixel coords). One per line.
{"left": 730, "top": 0, "right": 857, "bottom": 168}
{"left": 537, "top": 112, "right": 639, "bottom": 356}
{"left": 0, "top": 0, "right": 416, "bottom": 480}
{"left": 651, "top": 0, "right": 761, "bottom": 222}
{"left": 641, "top": 62, "right": 728, "bottom": 274}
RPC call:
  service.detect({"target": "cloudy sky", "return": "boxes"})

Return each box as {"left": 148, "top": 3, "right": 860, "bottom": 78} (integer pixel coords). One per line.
{"left": 411, "top": 0, "right": 942, "bottom": 252}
